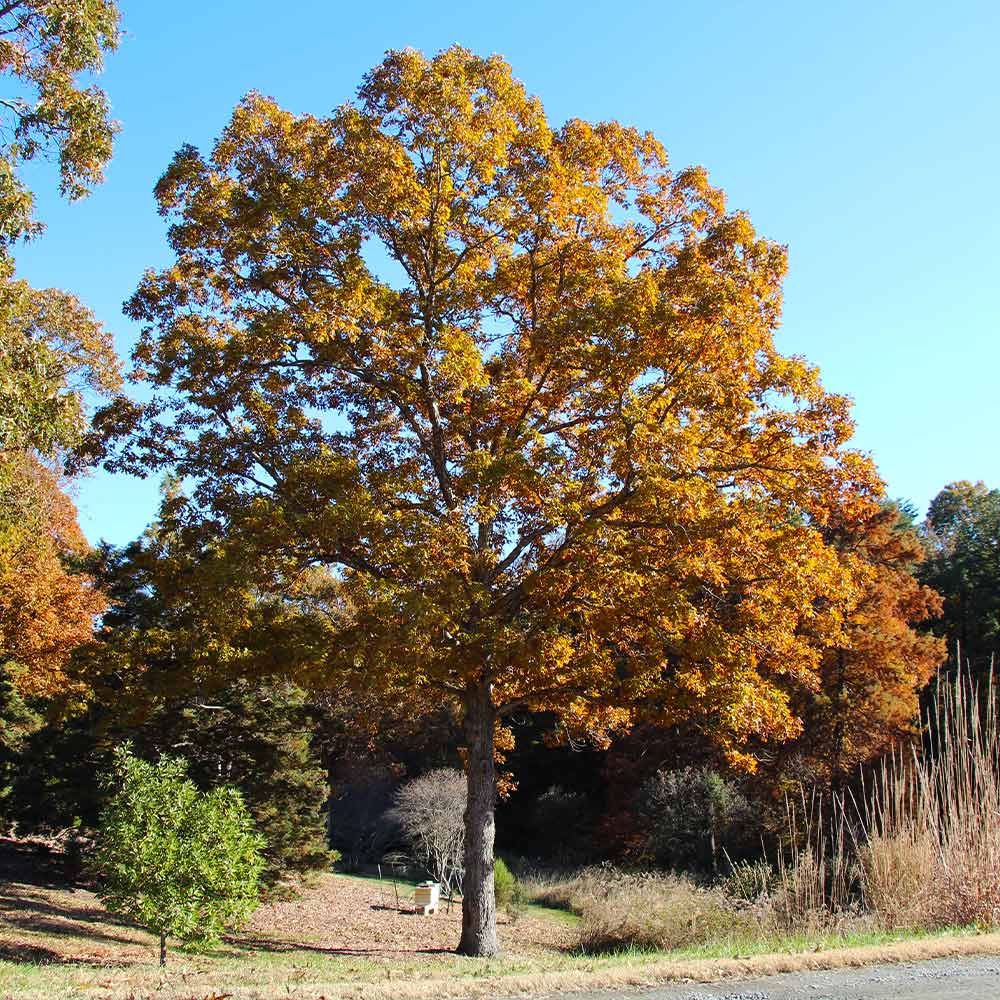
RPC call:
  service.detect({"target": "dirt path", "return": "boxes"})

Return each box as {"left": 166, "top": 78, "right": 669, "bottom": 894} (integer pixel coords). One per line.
{"left": 531, "top": 955, "right": 1000, "bottom": 1000}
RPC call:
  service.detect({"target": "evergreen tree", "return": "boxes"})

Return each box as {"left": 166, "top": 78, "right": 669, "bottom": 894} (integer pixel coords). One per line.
{"left": 0, "top": 667, "right": 41, "bottom": 824}
{"left": 921, "top": 481, "right": 1000, "bottom": 677}
{"left": 130, "top": 679, "right": 332, "bottom": 890}
{"left": 72, "top": 538, "right": 333, "bottom": 886}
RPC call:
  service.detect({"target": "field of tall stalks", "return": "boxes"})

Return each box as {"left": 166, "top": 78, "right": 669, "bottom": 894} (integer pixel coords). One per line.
{"left": 522, "top": 669, "right": 1000, "bottom": 953}
{"left": 855, "top": 669, "right": 1000, "bottom": 929}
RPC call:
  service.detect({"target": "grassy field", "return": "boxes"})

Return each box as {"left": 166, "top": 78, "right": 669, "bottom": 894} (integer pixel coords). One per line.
{"left": 3, "top": 839, "right": 1000, "bottom": 1000}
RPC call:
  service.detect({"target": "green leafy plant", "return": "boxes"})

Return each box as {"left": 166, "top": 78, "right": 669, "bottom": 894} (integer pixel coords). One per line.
{"left": 90, "top": 746, "right": 265, "bottom": 966}
{"left": 636, "top": 766, "right": 751, "bottom": 873}
{"left": 493, "top": 857, "right": 527, "bottom": 919}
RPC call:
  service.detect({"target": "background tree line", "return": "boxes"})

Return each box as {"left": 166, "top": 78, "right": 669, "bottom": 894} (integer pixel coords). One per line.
{"left": 6, "top": 479, "right": 994, "bottom": 876}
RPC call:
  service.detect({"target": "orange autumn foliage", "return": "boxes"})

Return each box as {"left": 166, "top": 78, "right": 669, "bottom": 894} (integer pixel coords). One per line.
{"left": 773, "top": 505, "right": 945, "bottom": 784}
{"left": 97, "top": 47, "right": 885, "bottom": 954}
{"left": 0, "top": 455, "right": 105, "bottom": 699}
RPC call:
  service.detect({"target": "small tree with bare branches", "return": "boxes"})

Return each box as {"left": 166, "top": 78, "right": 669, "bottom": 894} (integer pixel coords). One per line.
{"left": 391, "top": 769, "right": 466, "bottom": 902}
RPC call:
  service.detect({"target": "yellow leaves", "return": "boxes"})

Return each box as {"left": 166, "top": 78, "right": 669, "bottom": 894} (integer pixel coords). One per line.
{"left": 214, "top": 92, "right": 304, "bottom": 173}
{"left": 550, "top": 701, "right": 633, "bottom": 751}
{"left": 435, "top": 325, "right": 487, "bottom": 399}
{"left": 360, "top": 46, "right": 545, "bottom": 175}
{"left": 111, "top": 44, "right": 895, "bottom": 775}
{"left": 0, "top": 276, "right": 121, "bottom": 457}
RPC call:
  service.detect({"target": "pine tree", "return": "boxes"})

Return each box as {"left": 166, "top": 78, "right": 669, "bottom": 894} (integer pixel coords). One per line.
{"left": 132, "top": 680, "right": 332, "bottom": 890}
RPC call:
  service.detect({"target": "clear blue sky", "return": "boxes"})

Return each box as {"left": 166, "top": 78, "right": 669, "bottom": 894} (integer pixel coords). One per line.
{"left": 14, "top": 0, "right": 1000, "bottom": 546}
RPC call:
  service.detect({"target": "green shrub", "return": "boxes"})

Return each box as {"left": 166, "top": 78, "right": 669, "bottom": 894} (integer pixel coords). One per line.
{"left": 635, "top": 766, "right": 751, "bottom": 873}
{"left": 493, "top": 857, "right": 517, "bottom": 906}
{"left": 494, "top": 857, "right": 529, "bottom": 921}
{"left": 90, "top": 746, "right": 265, "bottom": 966}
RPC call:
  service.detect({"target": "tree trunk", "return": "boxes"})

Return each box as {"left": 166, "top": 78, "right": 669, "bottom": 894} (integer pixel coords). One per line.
{"left": 159, "top": 931, "right": 167, "bottom": 967}
{"left": 457, "top": 680, "right": 499, "bottom": 957}
{"left": 830, "top": 649, "right": 848, "bottom": 793}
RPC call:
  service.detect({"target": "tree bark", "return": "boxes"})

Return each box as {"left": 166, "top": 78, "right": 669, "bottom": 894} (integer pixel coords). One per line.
{"left": 159, "top": 931, "right": 167, "bottom": 967}
{"left": 457, "top": 680, "right": 499, "bottom": 957}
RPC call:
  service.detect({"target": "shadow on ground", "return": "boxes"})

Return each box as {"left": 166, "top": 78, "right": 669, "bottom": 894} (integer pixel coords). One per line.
{"left": 0, "top": 839, "right": 148, "bottom": 962}
{"left": 233, "top": 934, "right": 455, "bottom": 958}
{"left": 0, "top": 838, "right": 78, "bottom": 890}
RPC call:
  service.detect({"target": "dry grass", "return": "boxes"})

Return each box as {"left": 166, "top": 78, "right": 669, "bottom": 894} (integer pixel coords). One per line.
{"left": 771, "top": 789, "right": 856, "bottom": 930}
{"left": 523, "top": 865, "right": 873, "bottom": 955}
{"left": 856, "top": 825, "right": 938, "bottom": 928}
{"left": 852, "top": 670, "right": 1000, "bottom": 930}
{"left": 5, "top": 848, "right": 994, "bottom": 999}
{"left": 519, "top": 866, "right": 601, "bottom": 912}
{"left": 518, "top": 671, "right": 1000, "bottom": 955}
{"left": 521, "top": 867, "right": 766, "bottom": 954}
{"left": 1, "top": 869, "right": 997, "bottom": 1000}
{"left": 574, "top": 873, "right": 751, "bottom": 953}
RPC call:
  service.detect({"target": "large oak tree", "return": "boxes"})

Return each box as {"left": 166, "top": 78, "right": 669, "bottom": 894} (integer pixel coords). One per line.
{"left": 98, "top": 47, "right": 882, "bottom": 955}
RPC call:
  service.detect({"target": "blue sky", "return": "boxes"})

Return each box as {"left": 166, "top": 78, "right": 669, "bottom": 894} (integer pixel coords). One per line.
{"left": 14, "top": 0, "right": 1000, "bottom": 546}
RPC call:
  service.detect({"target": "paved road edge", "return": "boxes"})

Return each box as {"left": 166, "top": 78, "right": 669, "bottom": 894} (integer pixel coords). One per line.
{"left": 336, "top": 930, "right": 1000, "bottom": 1000}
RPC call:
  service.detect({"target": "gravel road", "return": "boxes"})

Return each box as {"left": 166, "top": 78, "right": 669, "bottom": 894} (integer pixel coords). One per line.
{"left": 517, "top": 955, "right": 1000, "bottom": 1000}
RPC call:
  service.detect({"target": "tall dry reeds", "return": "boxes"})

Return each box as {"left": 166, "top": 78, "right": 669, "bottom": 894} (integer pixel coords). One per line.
{"left": 772, "top": 788, "right": 856, "bottom": 931}
{"left": 523, "top": 669, "right": 1000, "bottom": 955}
{"left": 855, "top": 668, "right": 1000, "bottom": 929}
{"left": 712, "top": 667, "right": 1000, "bottom": 936}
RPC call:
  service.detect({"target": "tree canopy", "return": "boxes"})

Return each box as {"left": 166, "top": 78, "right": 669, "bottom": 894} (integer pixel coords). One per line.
{"left": 0, "top": 0, "right": 121, "bottom": 249}
{"left": 97, "top": 46, "right": 883, "bottom": 955}
{"left": 772, "top": 503, "right": 944, "bottom": 785}
{"left": 0, "top": 276, "right": 119, "bottom": 457}
{"left": 0, "top": 0, "right": 122, "bottom": 702}
{"left": 0, "top": 454, "right": 105, "bottom": 698}
{"left": 0, "top": 278, "right": 118, "bottom": 700}
{"left": 921, "top": 480, "right": 1000, "bottom": 675}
